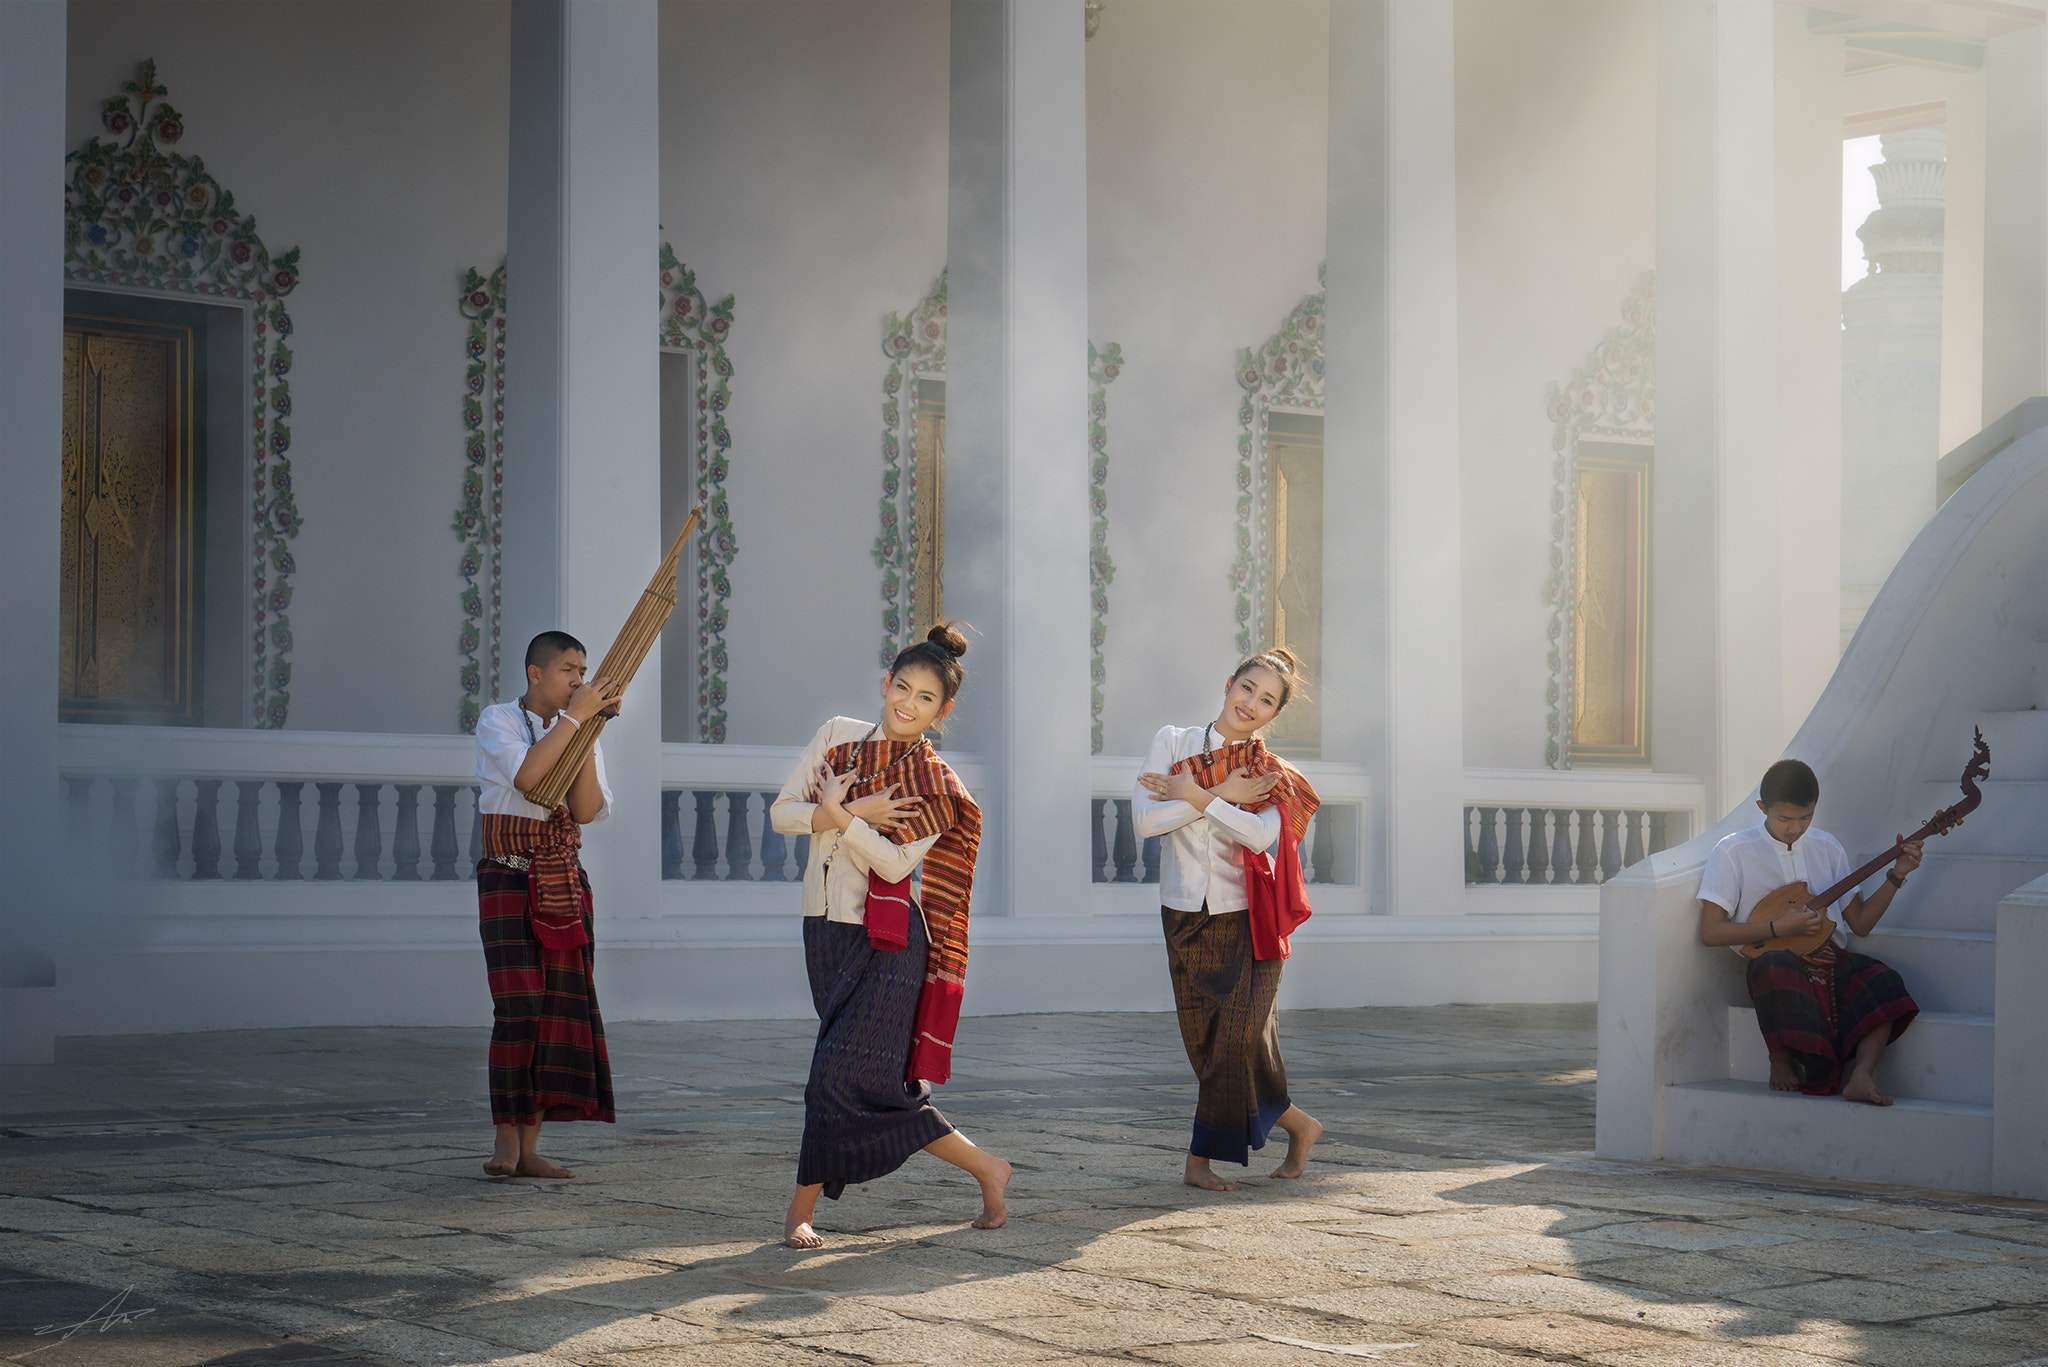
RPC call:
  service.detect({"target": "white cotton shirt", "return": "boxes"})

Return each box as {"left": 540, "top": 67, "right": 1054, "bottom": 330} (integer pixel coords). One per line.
{"left": 769, "top": 716, "right": 944, "bottom": 924}
{"left": 474, "top": 701, "right": 613, "bottom": 823}
{"left": 1132, "top": 723, "right": 1283, "bottom": 915}
{"left": 1697, "top": 822, "right": 1860, "bottom": 954}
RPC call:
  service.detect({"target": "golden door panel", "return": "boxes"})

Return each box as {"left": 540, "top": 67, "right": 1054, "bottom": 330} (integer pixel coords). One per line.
{"left": 912, "top": 377, "right": 946, "bottom": 630}
{"left": 61, "top": 315, "right": 196, "bottom": 721}
{"left": 1263, "top": 412, "right": 1323, "bottom": 758}
{"left": 1569, "top": 443, "right": 1650, "bottom": 765}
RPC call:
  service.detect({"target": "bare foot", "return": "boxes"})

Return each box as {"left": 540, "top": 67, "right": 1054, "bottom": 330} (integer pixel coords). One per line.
{"left": 512, "top": 1154, "right": 577, "bottom": 1178}
{"left": 1183, "top": 1156, "right": 1235, "bottom": 1192}
{"left": 482, "top": 1157, "right": 517, "bottom": 1177}
{"left": 1272, "top": 1110, "right": 1322, "bottom": 1179}
{"left": 783, "top": 1215, "right": 825, "bottom": 1249}
{"left": 1840, "top": 1072, "right": 1893, "bottom": 1107}
{"left": 1768, "top": 1052, "right": 1801, "bottom": 1093}
{"left": 971, "top": 1157, "right": 1012, "bottom": 1229}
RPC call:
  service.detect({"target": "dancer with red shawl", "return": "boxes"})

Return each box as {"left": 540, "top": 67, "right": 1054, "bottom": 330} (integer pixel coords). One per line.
{"left": 1137, "top": 648, "right": 1323, "bottom": 1191}
{"left": 769, "top": 623, "right": 1011, "bottom": 1249}
{"left": 473, "top": 631, "right": 623, "bottom": 1179}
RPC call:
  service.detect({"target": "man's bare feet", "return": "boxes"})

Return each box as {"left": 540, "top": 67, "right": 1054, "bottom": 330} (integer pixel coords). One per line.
{"left": 1272, "top": 1108, "right": 1322, "bottom": 1179}
{"left": 482, "top": 1157, "right": 517, "bottom": 1177}
{"left": 1184, "top": 1155, "right": 1235, "bottom": 1191}
{"left": 783, "top": 1215, "right": 825, "bottom": 1249}
{"left": 513, "top": 1154, "right": 577, "bottom": 1178}
{"left": 1768, "top": 1051, "right": 1801, "bottom": 1092}
{"left": 1840, "top": 1072, "right": 1893, "bottom": 1106}
{"left": 784, "top": 1185, "right": 826, "bottom": 1249}
{"left": 971, "top": 1157, "right": 1012, "bottom": 1229}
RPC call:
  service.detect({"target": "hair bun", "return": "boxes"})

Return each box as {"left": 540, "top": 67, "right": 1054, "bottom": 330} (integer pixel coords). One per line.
{"left": 927, "top": 621, "right": 969, "bottom": 658}
{"left": 1262, "top": 645, "right": 1300, "bottom": 674}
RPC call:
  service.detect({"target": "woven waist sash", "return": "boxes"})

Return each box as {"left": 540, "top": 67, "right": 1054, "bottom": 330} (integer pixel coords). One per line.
{"left": 481, "top": 810, "right": 588, "bottom": 951}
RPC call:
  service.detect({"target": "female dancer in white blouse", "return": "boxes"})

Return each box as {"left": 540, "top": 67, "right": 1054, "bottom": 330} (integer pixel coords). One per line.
{"left": 1135, "top": 648, "right": 1322, "bottom": 1192}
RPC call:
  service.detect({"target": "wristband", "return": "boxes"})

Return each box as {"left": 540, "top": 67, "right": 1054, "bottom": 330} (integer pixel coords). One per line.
{"left": 1885, "top": 870, "right": 1905, "bottom": 889}
{"left": 558, "top": 713, "right": 580, "bottom": 729}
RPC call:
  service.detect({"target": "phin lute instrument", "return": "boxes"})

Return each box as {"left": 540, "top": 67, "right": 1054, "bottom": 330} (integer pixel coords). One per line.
{"left": 1739, "top": 727, "right": 1991, "bottom": 959}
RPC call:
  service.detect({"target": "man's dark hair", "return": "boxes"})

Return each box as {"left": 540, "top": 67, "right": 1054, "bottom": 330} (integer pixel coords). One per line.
{"left": 525, "top": 631, "right": 587, "bottom": 672}
{"left": 1760, "top": 758, "right": 1820, "bottom": 809}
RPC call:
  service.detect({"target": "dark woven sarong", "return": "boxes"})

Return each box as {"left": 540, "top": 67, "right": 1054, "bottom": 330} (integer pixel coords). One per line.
{"left": 1163, "top": 906, "right": 1290, "bottom": 1164}
{"left": 1746, "top": 943, "right": 1918, "bottom": 1095}
{"left": 479, "top": 864, "right": 615, "bottom": 1126}
{"left": 798, "top": 909, "right": 954, "bottom": 1199}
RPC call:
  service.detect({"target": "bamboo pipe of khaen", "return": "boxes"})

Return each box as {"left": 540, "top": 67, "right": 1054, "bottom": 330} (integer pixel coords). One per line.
{"left": 522, "top": 506, "right": 702, "bottom": 812}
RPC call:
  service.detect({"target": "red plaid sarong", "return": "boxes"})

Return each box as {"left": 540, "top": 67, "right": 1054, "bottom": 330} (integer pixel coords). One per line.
{"left": 483, "top": 809, "right": 588, "bottom": 954}
{"left": 823, "top": 737, "right": 981, "bottom": 1084}
{"left": 1745, "top": 943, "right": 1918, "bottom": 1095}
{"left": 478, "top": 862, "right": 612, "bottom": 1126}
{"left": 1171, "top": 737, "right": 1320, "bottom": 959}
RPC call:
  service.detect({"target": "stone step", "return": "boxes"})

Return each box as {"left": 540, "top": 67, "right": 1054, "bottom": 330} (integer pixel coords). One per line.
{"left": 1848, "top": 854, "right": 2045, "bottom": 934}
{"left": 1663, "top": 1078, "right": 1991, "bottom": 1191}
{"left": 1904, "top": 780, "right": 2048, "bottom": 859}
{"left": 1966, "top": 710, "right": 2048, "bottom": 781}
{"left": 1728, "top": 1005, "right": 1991, "bottom": 1106}
{"left": 1856, "top": 927, "right": 1994, "bottom": 1015}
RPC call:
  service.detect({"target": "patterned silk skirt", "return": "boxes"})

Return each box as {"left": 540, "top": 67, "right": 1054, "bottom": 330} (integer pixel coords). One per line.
{"left": 1163, "top": 906, "right": 1291, "bottom": 1165}
{"left": 478, "top": 863, "right": 615, "bottom": 1126}
{"left": 798, "top": 910, "right": 954, "bottom": 1199}
{"left": 1745, "top": 942, "right": 1918, "bottom": 1095}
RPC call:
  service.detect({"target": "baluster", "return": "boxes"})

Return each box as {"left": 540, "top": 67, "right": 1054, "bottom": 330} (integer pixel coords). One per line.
{"left": 1599, "top": 809, "right": 1624, "bottom": 883}
{"left": 110, "top": 777, "right": 140, "bottom": 879}
{"left": 1476, "top": 806, "right": 1500, "bottom": 885}
{"left": 1113, "top": 799, "right": 1139, "bottom": 882}
{"left": 311, "top": 782, "right": 345, "bottom": 879}
{"left": 1525, "top": 808, "right": 1549, "bottom": 884}
{"left": 1503, "top": 807, "right": 1526, "bottom": 885}
{"left": 190, "top": 779, "right": 224, "bottom": 880}
{"left": 63, "top": 776, "right": 93, "bottom": 877}
{"left": 391, "top": 784, "right": 423, "bottom": 881}
{"left": 1090, "top": 798, "right": 1108, "bottom": 884}
{"left": 273, "top": 781, "right": 306, "bottom": 880}
{"left": 692, "top": 791, "right": 719, "bottom": 880}
{"left": 1311, "top": 807, "right": 1337, "bottom": 884}
{"left": 660, "top": 790, "right": 684, "bottom": 880}
{"left": 1549, "top": 809, "right": 1572, "bottom": 885}
{"left": 1142, "top": 834, "right": 1161, "bottom": 884}
{"left": 1574, "top": 809, "right": 1599, "bottom": 885}
{"left": 795, "top": 833, "right": 812, "bottom": 880}
{"left": 1623, "top": 809, "right": 1646, "bottom": 868}
{"left": 353, "top": 784, "right": 384, "bottom": 879}
{"left": 468, "top": 786, "right": 484, "bottom": 870}
{"left": 760, "top": 792, "right": 788, "bottom": 881}
{"left": 724, "top": 791, "right": 754, "bottom": 880}
{"left": 152, "top": 778, "right": 183, "bottom": 879}
{"left": 232, "top": 780, "right": 264, "bottom": 879}
{"left": 1463, "top": 807, "right": 1482, "bottom": 885}
{"left": 1649, "top": 810, "right": 1669, "bottom": 856}
{"left": 430, "top": 785, "right": 461, "bottom": 880}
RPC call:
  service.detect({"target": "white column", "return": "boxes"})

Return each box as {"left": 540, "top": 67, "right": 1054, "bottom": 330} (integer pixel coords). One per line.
{"left": 1983, "top": 24, "right": 2047, "bottom": 421}
{"left": 945, "top": 0, "right": 1092, "bottom": 918}
{"left": 1654, "top": 0, "right": 1782, "bottom": 816}
{"left": 1324, "top": 1, "right": 1464, "bottom": 916}
{"left": 502, "top": 0, "right": 663, "bottom": 932}
{"left": 0, "top": 0, "right": 66, "bottom": 1063}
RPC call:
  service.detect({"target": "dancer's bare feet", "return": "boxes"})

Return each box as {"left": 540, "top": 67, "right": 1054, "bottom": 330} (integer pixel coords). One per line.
{"left": 1768, "top": 1051, "right": 1801, "bottom": 1092}
{"left": 784, "top": 1184, "right": 825, "bottom": 1249}
{"left": 1183, "top": 1156, "right": 1235, "bottom": 1191}
{"left": 1840, "top": 1071, "right": 1893, "bottom": 1106}
{"left": 1272, "top": 1107, "right": 1322, "bottom": 1178}
{"left": 972, "top": 1157, "right": 1012, "bottom": 1229}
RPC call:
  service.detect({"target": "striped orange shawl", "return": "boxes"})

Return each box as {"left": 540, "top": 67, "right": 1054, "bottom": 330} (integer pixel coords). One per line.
{"left": 1170, "top": 734, "right": 1319, "bottom": 843}
{"left": 1172, "top": 734, "right": 1320, "bottom": 958}
{"left": 825, "top": 735, "right": 982, "bottom": 1084}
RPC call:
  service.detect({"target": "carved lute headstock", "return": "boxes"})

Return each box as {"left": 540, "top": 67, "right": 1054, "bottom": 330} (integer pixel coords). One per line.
{"left": 1802, "top": 726, "right": 1992, "bottom": 912}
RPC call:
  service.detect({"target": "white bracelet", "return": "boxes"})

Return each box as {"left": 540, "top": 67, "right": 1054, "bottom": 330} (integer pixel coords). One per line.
{"left": 558, "top": 713, "right": 580, "bottom": 729}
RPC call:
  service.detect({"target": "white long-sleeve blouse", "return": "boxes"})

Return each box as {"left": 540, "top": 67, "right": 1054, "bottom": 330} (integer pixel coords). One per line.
{"left": 770, "top": 716, "right": 944, "bottom": 924}
{"left": 1132, "top": 723, "right": 1282, "bottom": 915}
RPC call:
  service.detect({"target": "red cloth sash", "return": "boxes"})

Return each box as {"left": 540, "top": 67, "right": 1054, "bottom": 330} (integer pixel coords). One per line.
{"left": 823, "top": 735, "right": 982, "bottom": 1084}
{"left": 1170, "top": 737, "right": 1320, "bottom": 960}
{"left": 481, "top": 809, "right": 590, "bottom": 954}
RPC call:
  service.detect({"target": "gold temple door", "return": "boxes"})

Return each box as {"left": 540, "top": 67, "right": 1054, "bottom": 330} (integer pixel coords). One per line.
{"left": 1263, "top": 411, "right": 1323, "bottom": 757}
{"left": 60, "top": 313, "right": 198, "bottom": 722}
{"left": 1568, "top": 441, "right": 1651, "bottom": 764}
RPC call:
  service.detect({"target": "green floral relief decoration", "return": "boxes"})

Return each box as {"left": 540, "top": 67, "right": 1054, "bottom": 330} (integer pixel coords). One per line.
{"left": 1232, "top": 265, "right": 1325, "bottom": 656}
{"left": 65, "top": 60, "right": 305, "bottom": 728}
{"left": 876, "top": 271, "right": 948, "bottom": 667}
{"left": 455, "top": 246, "right": 737, "bottom": 742}
{"left": 454, "top": 265, "right": 505, "bottom": 734}
{"left": 659, "top": 244, "right": 739, "bottom": 744}
{"left": 1544, "top": 271, "right": 1655, "bottom": 769}
{"left": 1088, "top": 341, "right": 1123, "bottom": 754}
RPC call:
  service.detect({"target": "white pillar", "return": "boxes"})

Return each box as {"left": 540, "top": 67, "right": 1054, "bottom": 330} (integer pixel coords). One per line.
{"left": 0, "top": 0, "right": 66, "bottom": 1064}
{"left": 945, "top": 0, "right": 1092, "bottom": 918}
{"left": 1654, "top": 0, "right": 1782, "bottom": 815}
{"left": 1983, "top": 24, "right": 2047, "bottom": 421}
{"left": 502, "top": 0, "right": 663, "bottom": 932}
{"left": 1324, "top": 1, "right": 1464, "bottom": 916}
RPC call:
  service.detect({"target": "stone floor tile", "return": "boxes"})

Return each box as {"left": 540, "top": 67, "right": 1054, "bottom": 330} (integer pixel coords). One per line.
{"left": 1744, "top": 1323, "right": 2031, "bottom": 1367}
{"left": 1281, "top": 1283, "right": 1511, "bottom": 1325}
{"left": 791, "top": 1319, "right": 1069, "bottom": 1363}
{"left": 1305, "top": 1241, "right": 1526, "bottom": 1282}
{"left": 1434, "top": 1310, "right": 1676, "bottom": 1355}
{"left": 1577, "top": 1219, "right": 1801, "bottom": 1253}
{"left": 1729, "top": 1275, "right": 2000, "bottom": 1323}
{"left": 1579, "top": 1249, "right": 1828, "bottom": 1297}
{"left": 1585, "top": 1344, "right": 1842, "bottom": 1367}
{"left": 1720, "top": 1236, "right": 1977, "bottom": 1277}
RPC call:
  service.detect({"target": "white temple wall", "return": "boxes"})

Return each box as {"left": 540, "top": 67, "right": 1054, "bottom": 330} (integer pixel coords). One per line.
{"left": 1084, "top": 0, "right": 1330, "bottom": 756}
{"left": 1451, "top": 0, "right": 1656, "bottom": 772}
{"left": 67, "top": 1, "right": 511, "bottom": 737}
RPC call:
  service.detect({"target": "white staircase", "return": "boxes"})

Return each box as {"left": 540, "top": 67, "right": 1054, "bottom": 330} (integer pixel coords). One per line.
{"left": 1597, "top": 424, "right": 2048, "bottom": 1197}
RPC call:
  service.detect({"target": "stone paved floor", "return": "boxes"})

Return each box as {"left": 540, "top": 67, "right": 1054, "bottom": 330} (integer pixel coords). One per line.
{"left": 3, "top": 1005, "right": 2046, "bottom": 1366}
